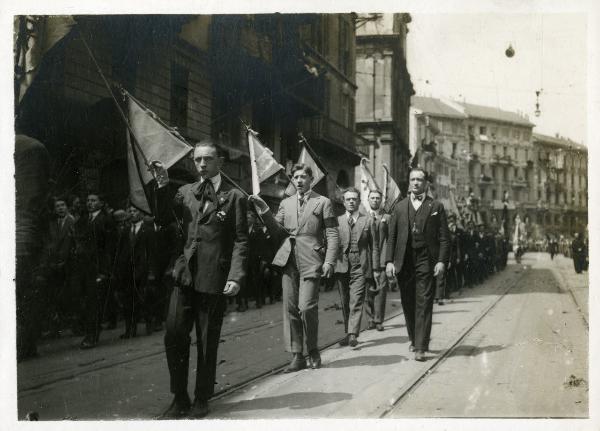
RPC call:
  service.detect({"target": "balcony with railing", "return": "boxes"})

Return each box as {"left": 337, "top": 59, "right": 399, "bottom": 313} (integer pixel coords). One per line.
{"left": 298, "top": 115, "right": 369, "bottom": 155}
{"left": 512, "top": 178, "right": 528, "bottom": 188}
{"left": 478, "top": 174, "right": 493, "bottom": 186}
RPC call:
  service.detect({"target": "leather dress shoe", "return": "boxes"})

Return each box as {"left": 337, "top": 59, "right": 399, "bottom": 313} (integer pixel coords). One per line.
{"left": 348, "top": 334, "right": 358, "bottom": 347}
{"left": 308, "top": 349, "right": 321, "bottom": 369}
{"left": 160, "top": 393, "right": 191, "bottom": 419}
{"left": 283, "top": 353, "right": 306, "bottom": 373}
{"left": 189, "top": 398, "right": 209, "bottom": 418}
{"left": 415, "top": 350, "right": 426, "bottom": 362}
{"left": 408, "top": 344, "right": 415, "bottom": 352}
{"left": 338, "top": 335, "right": 349, "bottom": 347}
{"left": 375, "top": 324, "right": 384, "bottom": 332}
{"left": 367, "top": 321, "right": 376, "bottom": 330}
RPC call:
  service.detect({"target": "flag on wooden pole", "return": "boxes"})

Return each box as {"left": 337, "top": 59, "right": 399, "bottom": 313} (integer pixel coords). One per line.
{"left": 284, "top": 144, "right": 327, "bottom": 196}
{"left": 247, "top": 129, "right": 285, "bottom": 195}
{"left": 125, "top": 91, "right": 192, "bottom": 213}
{"left": 359, "top": 158, "right": 380, "bottom": 212}
{"left": 381, "top": 163, "right": 402, "bottom": 213}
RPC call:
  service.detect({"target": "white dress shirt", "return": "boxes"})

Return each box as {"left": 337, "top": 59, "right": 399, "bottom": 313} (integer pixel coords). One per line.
{"left": 410, "top": 193, "right": 426, "bottom": 211}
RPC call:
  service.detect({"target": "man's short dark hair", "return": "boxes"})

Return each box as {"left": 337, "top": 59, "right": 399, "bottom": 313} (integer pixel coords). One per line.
{"left": 368, "top": 189, "right": 382, "bottom": 198}
{"left": 343, "top": 186, "right": 360, "bottom": 198}
{"left": 291, "top": 163, "right": 313, "bottom": 178}
{"left": 87, "top": 191, "right": 105, "bottom": 202}
{"left": 409, "top": 167, "right": 427, "bottom": 179}
{"left": 194, "top": 139, "right": 225, "bottom": 158}
{"left": 53, "top": 195, "right": 68, "bottom": 205}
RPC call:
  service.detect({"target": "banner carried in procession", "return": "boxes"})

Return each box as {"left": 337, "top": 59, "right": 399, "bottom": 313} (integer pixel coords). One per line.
{"left": 284, "top": 143, "right": 328, "bottom": 196}
{"left": 359, "top": 158, "right": 380, "bottom": 212}
{"left": 14, "top": 15, "right": 76, "bottom": 103}
{"left": 125, "top": 90, "right": 192, "bottom": 214}
{"left": 247, "top": 129, "right": 285, "bottom": 195}
{"left": 381, "top": 163, "right": 402, "bottom": 213}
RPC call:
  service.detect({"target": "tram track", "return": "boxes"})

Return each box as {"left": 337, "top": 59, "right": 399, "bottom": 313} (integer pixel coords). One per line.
{"left": 378, "top": 269, "right": 527, "bottom": 418}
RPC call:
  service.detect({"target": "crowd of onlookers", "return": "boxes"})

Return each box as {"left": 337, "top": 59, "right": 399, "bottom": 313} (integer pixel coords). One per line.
{"left": 16, "top": 191, "right": 283, "bottom": 361}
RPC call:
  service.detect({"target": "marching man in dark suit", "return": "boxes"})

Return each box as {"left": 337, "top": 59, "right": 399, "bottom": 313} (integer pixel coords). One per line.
{"left": 115, "top": 204, "right": 158, "bottom": 339}
{"left": 153, "top": 140, "right": 248, "bottom": 419}
{"left": 365, "top": 190, "right": 390, "bottom": 331}
{"left": 334, "top": 187, "right": 379, "bottom": 347}
{"left": 40, "top": 196, "right": 76, "bottom": 335}
{"left": 386, "top": 168, "right": 450, "bottom": 361}
{"left": 249, "top": 164, "right": 339, "bottom": 372}
{"left": 70, "top": 192, "right": 114, "bottom": 349}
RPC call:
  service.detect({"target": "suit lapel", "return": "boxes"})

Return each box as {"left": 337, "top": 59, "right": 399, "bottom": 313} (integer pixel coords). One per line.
{"left": 339, "top": 215, "right": 350, "bottom": 252}
{"left": 356, "top": 213, "right": 368, "bottom": 238}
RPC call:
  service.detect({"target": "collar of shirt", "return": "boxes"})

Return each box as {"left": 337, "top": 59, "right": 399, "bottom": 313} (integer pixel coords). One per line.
{"left": 346, "top": 211, "right": 359, "bottom": 224}
{"left": 90, "top": 210, "right": 101, "bottom": 221}
{"left": 132, "top": 220, "right": 143, "bottom": 233}
{"left": 199, "top": 173, "right": 222, "bottom": 193}
{"left": 411, "top": 192, "right": 425, "bottom": 202}
{"left": 298, "top": 190, "right": 311, "bottom": 204}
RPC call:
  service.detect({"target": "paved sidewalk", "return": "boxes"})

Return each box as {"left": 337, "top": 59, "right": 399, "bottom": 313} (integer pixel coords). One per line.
{"left": 544, "top": 254, "right": 589, "bottom": 324}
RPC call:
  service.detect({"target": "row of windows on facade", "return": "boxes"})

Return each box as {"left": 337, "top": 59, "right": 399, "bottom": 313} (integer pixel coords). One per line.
{"left": 431, "top": 119, "right": 532, "bottom": 141}
{"left": 467, "top": 164, "right": 586, "bottom": 188}
{"left": 473, "top": 187, "right": 586, "bottom": 208}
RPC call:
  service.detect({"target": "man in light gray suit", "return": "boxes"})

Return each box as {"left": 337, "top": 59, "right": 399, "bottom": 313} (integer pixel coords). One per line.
{"left": 334, "top": 187, "right": 379, "bottom": 347}
{"left": 249, "top": 164, "right": 339, "bottom": 372}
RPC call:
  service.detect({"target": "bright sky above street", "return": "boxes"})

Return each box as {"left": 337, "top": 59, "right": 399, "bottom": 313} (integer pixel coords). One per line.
{"left": 407, "top": 13, "right": 587, "bottom": 145}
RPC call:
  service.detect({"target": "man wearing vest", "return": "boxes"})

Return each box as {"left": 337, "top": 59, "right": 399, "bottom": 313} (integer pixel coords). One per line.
{"left": 386, "top": 168, "right": 450, "bottom": 361}
{"left": 334, "top": 187, "right": 379, "bottom": 347}
{"left": 364, "top": 189, "right": 391, "bottom": 332}
{"left": 249, "top": 164, "right": 339, "bottom": 372}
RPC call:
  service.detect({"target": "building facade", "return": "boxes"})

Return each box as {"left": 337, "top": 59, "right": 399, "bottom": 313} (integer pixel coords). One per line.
{"left": 16, "top": 14, "right": 364, "bottom": 213}
{"left": 354, "top": 13, "right": 414, "bottom": 192}
{"left": 460, "top": 102, "right": 536, "bottom": 227}
{"left": 531, "top": 133, "right": 588, "bottom": 238}
{"left": 409, "top": 96, "right": 468, "bottom": 211}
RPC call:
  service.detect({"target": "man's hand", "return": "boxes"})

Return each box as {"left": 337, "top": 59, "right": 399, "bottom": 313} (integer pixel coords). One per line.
{"left": 223, "top": 280, "right": 240, "bottom": 296}
{"left": 386, "top": 262, "right": 396, "bottom": 279}
{"left": 322, "top": 263, "right": 333, "bottom": 278}
{"left": 149, "top": 160, "right": 169, "bottom": 188}
{"left": 373, "top": 270, "right": 382, "bottom": 279}
{"left": 433, "top": 262, "right": 445, "bottom": 277}
{"left": 248, "top": 195, "right": 269, "bottom": 215}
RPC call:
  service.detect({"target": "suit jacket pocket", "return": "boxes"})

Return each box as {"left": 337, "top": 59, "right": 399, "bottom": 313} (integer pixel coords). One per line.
{"left": 313, "top": 244, "right": 325, "bottom": 258}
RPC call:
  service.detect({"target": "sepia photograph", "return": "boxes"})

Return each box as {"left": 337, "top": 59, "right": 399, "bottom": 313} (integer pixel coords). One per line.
{"left": 4, "top": 0, "right": 598, "bottom": 428}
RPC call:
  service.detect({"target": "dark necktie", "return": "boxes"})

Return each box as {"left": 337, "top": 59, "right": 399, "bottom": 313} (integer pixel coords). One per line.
{"left": 413, "top": 194, "right": 423, "bottom": 201}
{"left": 196, "top": 179, "right": 217, "bottom": 213}
{"left": 298, "top": 195, "right": 306, "bottom": 219}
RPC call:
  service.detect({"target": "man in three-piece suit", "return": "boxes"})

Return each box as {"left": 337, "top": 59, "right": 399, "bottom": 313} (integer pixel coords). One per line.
{"left": 70, "top": 192, "right": 114, "bottom": 349}
{"left": 334, "top": 187, "right": 378, "bottom": 347}
{"left": 364, "top": 189, "right": 390, "bottom": 332}
{"left": 386, "top": 168, "right": 450, "bottom": 361}
{"left": 115, "top": 205, "right": 158, "bottom": 339}
{"left": 154, "top": 141, "right": 248, "bottom": 419}
{"left": 250, "top": 164, "right": 339, "bottom": 372}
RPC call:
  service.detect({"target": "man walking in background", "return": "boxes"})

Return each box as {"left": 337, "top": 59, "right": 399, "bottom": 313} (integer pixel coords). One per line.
{"left": 334, "top": 187, "right": 378, "bottom": 347}
{"left": 364, "top": 190, "right": 389, "bottom": 332}
{"left": 386, "top": 168, "right": 450, "bottom": 361}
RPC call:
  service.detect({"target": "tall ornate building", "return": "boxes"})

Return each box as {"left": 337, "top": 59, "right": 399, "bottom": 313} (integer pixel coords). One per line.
{"left": 409, "top": 96, "right": 468, "bottom": 211}
{"left": 460, "top": 102, "right": 536, "bottom": 226}
{"left": 531, "top": 133, "right": 588, "bottom": 238}
{"left": 354, "top": 13, "right": 414, "bottom": 192}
